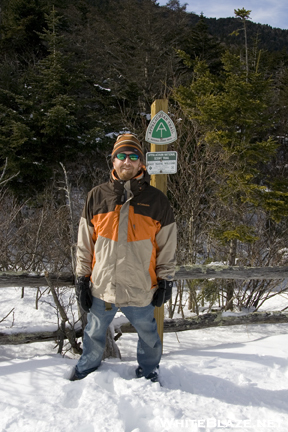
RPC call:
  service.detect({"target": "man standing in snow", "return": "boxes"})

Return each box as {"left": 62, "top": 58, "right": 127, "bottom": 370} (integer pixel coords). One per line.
{"left": 70, "top": 133, "right": 177, "bottom": 383}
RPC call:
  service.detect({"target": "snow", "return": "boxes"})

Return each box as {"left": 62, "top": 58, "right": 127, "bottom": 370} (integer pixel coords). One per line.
{"left": 94, "top": 84, "right": 111, "bottom": 92}
{"left": 1, "top": 288, "right": 288, "bottom": 431}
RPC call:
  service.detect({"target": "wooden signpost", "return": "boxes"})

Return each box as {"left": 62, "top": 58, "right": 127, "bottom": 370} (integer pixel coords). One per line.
{"left": 146, "top": 99, "right": 177, "bottom": 345}
{"left": 149, "top": 99, "right": 168, "bottom": 345}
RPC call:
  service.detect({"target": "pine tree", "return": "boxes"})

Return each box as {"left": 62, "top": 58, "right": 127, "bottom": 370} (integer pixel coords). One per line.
{"left": 173, "top": 45, "right": 288, "bottom": 308}
{"left": 0, "top": 0, "right": 49, "bottom": 64}
{"left": 176, "top": 13, "right": 223, "bottom": 77}
{"left": 232, "top": 8, "right": 252, "bottom": 80}
{"left": 82, "top": 0, "right": 190, "bottom": 129}
{"left": 0, "top": 6, "right": 117, "bottom": 196}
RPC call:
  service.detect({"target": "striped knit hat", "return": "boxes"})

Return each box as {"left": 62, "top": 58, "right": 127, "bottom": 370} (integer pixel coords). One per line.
{"left": 112, "top": 134, "right": 144, "bottom": 160}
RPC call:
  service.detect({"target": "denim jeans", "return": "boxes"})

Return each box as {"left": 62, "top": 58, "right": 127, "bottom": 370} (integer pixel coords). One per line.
{"left": 75, "top": 297, "right": 162, "bottom": 379}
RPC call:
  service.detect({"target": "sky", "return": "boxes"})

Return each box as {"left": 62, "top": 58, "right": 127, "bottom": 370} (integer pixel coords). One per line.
{"left": 158, "top": 0, "right": 288, "bottom": 30}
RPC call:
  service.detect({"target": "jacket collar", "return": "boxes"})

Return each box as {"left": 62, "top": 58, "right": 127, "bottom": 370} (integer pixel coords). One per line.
{"left": 110, "top": 168, "right": 150, "bottom": 197}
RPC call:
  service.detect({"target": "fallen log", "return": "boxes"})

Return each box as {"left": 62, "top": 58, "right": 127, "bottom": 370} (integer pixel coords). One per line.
{"left": 174, "top": 265, "right": 288, "bottom": 280}
{"left": 0, "top": 327, "right": 83, "bottom": 345}
{"left": 2, "top": 311, "right": 287, "bottom": 345}
{"left": 1, "top": 265, "right": 288, "bottom": 288}
{"left": 117, "top": 311, "right": 288, "bottom": 333}
{"left": 0, "top": 271, "right": 74, "bottom": 288}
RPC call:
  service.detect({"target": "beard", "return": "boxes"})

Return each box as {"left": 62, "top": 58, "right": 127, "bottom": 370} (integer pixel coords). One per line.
{"left": 115, "top": 164, "right": 142, "bottom": 180}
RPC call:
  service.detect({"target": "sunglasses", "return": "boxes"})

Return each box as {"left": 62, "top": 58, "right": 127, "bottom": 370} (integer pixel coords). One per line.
{"left": 116, "top": 153, "right": 140, "bottom": 161}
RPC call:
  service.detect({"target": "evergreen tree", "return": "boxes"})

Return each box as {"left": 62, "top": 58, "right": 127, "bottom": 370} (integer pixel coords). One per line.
{"left": 1, "top": 0, "right": 288, "bottom": 200}
{"left": 173, "top": 48, "right": 288, "bottom": 307}
{"left": 176, "top": 14, "right": 223, "bottom": 78}
{"left": 81, "top": 0, "right": 190, "bottom": 131}
{"left": 0, "top": 0, "right": 49, "bottom": 64}
{"left": 0, "top": 6, "right": 117, "bottom": 196}
{"left": 175, "top": 49, "right": 287, "bottom": 224}
{"left": 232, "top": 8, "right": 252, "bottom": 79}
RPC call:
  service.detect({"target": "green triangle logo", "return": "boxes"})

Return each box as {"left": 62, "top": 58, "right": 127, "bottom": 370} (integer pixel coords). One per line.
{"left": 145, "top": 110, "right": 177, "bottom": 144}
{"left": 151, "top": 119, "right": 172, "bottom": 139}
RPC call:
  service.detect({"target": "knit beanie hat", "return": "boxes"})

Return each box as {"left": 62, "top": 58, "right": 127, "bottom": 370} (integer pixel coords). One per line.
{"left": 112, "top": 134, "right": 144, "bottom": 160}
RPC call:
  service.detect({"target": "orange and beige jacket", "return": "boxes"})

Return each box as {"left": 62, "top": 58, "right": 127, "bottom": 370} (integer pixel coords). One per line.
{"left": 76, "top": 169, "right": 177, "bottom": 307}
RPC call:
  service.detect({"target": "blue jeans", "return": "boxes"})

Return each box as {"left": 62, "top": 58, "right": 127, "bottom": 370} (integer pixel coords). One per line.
{"left": 75, "top": 297, "right": 162, "bottom": 379}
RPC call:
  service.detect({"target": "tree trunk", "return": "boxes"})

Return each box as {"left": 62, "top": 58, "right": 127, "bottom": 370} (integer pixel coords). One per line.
{"left": 118, "top": 310, "right": 288, "bottom": 333}
{"left": 1, "top": 266, "right": 288, "bottom": 288}
{"left": 0, "top": 327, "right": 83, "bottom": 345}
{"left": 102, "top": 326, "right": 121, "bottom": 360}
{"left": 2, "top": 311, "right": 288, "bottom": 345}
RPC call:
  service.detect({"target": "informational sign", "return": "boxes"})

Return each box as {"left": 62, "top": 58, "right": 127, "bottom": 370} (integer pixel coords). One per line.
{"left": 145, "top": 110, "right": 177, "bottom": 145}
{"left": 146, "top": 151, "right": 177, "bottom": 175}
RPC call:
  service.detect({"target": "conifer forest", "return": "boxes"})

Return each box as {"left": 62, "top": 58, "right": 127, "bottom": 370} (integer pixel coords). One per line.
{"left": 1, "top": 0, "right": 288, "bottom": 313}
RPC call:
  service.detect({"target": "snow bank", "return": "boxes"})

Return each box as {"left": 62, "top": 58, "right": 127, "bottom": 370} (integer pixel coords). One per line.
{"left": 1, "top": 288, "right": 288, "bottom": 431}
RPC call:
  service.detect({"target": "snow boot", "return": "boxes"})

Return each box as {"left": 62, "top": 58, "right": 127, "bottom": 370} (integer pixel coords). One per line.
{"left": 135, "top": 366, "right": 160, "bottom": 383}
{"left": 68, "top": 366, "right": 81, "bottom": 381}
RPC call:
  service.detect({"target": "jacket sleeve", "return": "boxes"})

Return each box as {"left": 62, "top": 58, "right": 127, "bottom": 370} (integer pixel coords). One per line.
{"left": 76, "top": 192, "right": 96, "bottom": 277}
{"left": 155, "top": 198, "right": 177, "bottom": 281}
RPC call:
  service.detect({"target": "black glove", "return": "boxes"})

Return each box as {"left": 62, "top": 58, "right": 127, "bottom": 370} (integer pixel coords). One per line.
{"left": 152, "top": 280, "right": 173, "bottom": 307}
{"left": 75, "top": 276, "right": 93, "bottom": 313}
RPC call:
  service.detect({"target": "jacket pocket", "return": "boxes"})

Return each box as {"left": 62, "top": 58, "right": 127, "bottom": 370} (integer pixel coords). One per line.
{"left": 125, "top": 238, "right": 153, "bottom": 292}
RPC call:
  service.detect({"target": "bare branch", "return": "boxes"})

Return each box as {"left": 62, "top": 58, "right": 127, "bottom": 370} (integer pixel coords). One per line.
{"left": 0, "top": 158, "right": 20, "bottom": 186}
{"left": 0, "top": 308, "right": 15, "bottom": 324}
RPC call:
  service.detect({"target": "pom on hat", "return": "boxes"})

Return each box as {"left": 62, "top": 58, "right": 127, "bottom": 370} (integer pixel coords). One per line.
{"left": 112, "top": 134, "right": 144, "bottom": 160}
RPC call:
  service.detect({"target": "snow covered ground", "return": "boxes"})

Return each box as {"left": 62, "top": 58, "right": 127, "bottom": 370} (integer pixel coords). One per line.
{"left": 1, "top": 287, "right": 288, "bottom": 431}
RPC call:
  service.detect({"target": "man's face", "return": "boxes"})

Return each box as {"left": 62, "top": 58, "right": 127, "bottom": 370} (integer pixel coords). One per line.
{"left": 113, "top": 151, "right": 142, "bottom": 181}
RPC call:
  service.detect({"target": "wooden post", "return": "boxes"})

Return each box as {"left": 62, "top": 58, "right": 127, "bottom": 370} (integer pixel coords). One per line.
{"left": 150, "top": 99, "right": 168, "bottom": 345}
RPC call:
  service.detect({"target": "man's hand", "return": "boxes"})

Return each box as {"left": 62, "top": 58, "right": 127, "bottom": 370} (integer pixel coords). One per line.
{"left": 152, "top": 280, "right": 173, "bottom": 307}
{"left": 75, "top": 276, "right": 93, "bottom": 313}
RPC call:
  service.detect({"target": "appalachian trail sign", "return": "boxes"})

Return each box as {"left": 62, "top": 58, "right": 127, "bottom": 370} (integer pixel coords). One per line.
{"left": 145, "top": 110, "right": 177, "bottom": 145}
{"left": 146, "top": 151, "right": 177, "bottom": 175}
